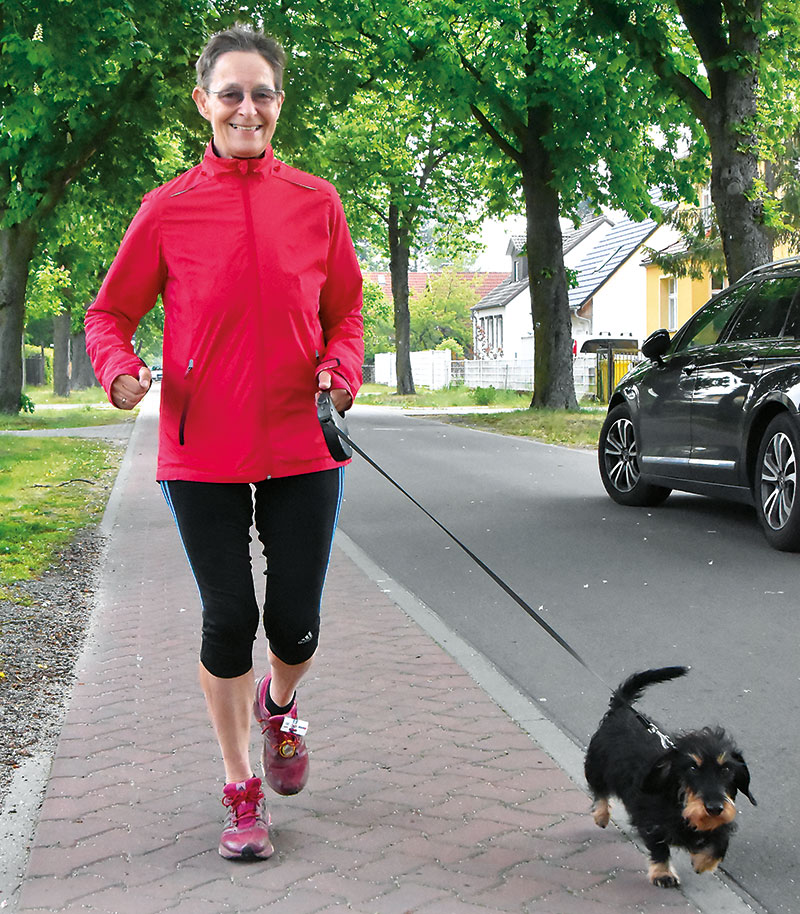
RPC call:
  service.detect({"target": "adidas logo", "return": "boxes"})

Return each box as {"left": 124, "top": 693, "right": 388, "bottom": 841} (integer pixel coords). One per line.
{"left": 297, "top": 631, "right": 313, "bottom": 645}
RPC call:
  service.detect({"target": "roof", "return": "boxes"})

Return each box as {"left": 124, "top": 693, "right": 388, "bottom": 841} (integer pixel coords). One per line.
{"left": 506, "top": 215, "right": 612, "bottom": 259}
{"left": 567, "top": 212, "right": 667, "bottom": 311}
{"left": 472, "top": 275, "right": 529, "bottom": 312}
{"left": 562, "top": 215, "right": 613, "bottom": 255}
{"left": 363, "top": 271, "right": 509, "bottom": 303}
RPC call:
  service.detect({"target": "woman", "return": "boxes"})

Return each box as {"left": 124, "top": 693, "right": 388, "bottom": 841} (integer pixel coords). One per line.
{"left": 85, "top": 24, "right": 363, "bottom": 861}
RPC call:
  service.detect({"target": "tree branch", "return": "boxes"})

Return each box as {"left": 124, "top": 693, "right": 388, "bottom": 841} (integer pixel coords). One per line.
{"left": 470, "top": 104, "right": 523, "bottom": 167}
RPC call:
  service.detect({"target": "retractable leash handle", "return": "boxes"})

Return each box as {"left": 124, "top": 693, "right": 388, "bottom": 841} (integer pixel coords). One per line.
{"left": 316, "top": 391, "right": 352, "bottom": 462}
{"left": 318, "top": 403, "right": 676, "bottom": 747}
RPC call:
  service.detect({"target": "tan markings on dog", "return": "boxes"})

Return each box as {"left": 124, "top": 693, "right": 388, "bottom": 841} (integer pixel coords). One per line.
{"left": 682, "top": 789, "right": 737, "bottom": 831}
{"left": 717, "top": 752, "right": 728, "bottom": 765}
{"left": 689, "top": 753, "right": 703, "bottom": 766}
{"left": 691, "top": 849, "right": 722, "bottom": 873}
{"left": 592, "top": 798, "right": 610, "bottom": 828}
{"left": 648, "top": 861, "right": 680, "bottom": 887}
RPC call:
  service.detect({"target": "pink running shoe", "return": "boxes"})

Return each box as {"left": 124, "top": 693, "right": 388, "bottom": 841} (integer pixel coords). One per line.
{"left": 253, "top": 676, "right": 310, "bottom": 796}
{"left": 219, "top": 776, "right": 273, "bottom": 860}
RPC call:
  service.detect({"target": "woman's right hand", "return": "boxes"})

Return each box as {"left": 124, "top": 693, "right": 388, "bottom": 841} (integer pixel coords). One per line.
{"left": 111, "top": 366, "right": 152, "bottom": 410}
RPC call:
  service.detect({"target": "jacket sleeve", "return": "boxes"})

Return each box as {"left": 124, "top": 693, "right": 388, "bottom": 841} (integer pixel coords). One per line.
{"left": 85, "top": 194, "right": 166, "bottom": 398}
{"left": 316, "top": 188, "right": 364, "bottom": 399}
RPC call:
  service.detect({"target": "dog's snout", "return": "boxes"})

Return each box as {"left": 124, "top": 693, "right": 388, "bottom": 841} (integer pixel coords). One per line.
{"left": 705, "top": 802, "right": 724, "bottom": 816}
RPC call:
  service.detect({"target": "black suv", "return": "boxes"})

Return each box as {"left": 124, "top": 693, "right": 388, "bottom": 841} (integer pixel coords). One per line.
{"left": 598, "top": 258, "right": 800, "bottom": 551}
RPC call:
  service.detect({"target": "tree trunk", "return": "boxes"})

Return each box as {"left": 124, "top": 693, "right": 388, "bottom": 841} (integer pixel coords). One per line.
{"left": 521, "top": 118, "right": 578, "bottom": 409}
{"left": 388, "top": 202, "right": 415, "bottom": 395}
{"left": 676, "top": 0, "right": 771, "bottom": 282}
{"left": 53, "top": 310, "right": 71, "bottom": 397}
{"left": 0, "top": 222, "right": 36, "bottom": 413}
{"left": 70, "top": 330, "right": 99, "bottom": 389}
{"left": 706, "top": 74, "right": 772, "bottom": 282}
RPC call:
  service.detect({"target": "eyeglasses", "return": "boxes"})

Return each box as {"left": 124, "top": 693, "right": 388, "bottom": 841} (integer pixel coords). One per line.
{"left": 205, "top": 87, "right": 284, "bottom": 106}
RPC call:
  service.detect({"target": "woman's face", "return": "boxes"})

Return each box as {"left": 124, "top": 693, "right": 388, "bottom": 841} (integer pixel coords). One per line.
{"left": 192, "top": 50, "right": 284, "bottom": 159}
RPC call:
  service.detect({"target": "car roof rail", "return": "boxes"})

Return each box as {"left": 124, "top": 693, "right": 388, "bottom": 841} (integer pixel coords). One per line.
{"left": 739, "top": 256, "right": 800, "bottom": 281}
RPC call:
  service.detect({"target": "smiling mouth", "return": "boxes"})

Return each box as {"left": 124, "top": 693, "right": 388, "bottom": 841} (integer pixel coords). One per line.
{"left": 231, "top": 124, "right": 261, "bottom": 131}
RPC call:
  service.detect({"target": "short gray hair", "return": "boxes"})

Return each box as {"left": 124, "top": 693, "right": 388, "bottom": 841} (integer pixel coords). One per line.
{"left": 196, "top": 24, "right": 286, "bottom": 89}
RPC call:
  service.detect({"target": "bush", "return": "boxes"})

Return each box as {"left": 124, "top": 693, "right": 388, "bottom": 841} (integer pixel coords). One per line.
{"left": 472, "top": 386, "right": 497, "bottom": 406}
{"left": 19, "top": 393, "right": 35, "bottom": 414}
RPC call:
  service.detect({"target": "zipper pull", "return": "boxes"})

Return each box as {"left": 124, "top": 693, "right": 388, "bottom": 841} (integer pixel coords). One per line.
{"left": 185, "top": 358, "right": 194, "bottom": 378}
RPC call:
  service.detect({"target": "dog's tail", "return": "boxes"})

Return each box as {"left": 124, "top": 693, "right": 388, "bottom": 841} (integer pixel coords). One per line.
{"left": 609, "top": 666, "right": 688, "bottom": 711}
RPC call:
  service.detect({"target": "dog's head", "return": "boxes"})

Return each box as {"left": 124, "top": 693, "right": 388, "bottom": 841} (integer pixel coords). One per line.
{"left": 641, "top": 727, "right": 756, "bottom": 831}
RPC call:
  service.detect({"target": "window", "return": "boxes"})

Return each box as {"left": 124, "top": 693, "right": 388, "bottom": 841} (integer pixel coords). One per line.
{"left": 726, "top": 277, "right": 800, "bottom": 342}
{"left": 668, "top": 278, "right": 678, "bottom": 331}
{"left": 674, "top": 283, "right": 754, "bottom": 352}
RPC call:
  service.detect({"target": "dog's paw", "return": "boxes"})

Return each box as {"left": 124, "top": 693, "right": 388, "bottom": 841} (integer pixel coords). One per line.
{"left": 592, "top": 799, "right": 610, "bottom": 828}
{"left": 691, "top": 850, "right": 722, "bottom": 874}
{"left": 649, "top": 862, "right": 680, "bottom": 888}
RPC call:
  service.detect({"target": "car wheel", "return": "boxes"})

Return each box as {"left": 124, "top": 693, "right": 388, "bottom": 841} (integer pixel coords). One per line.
{"left": 598, "top": 404, "right": 671, "bottom": 507}
{"left": 755, "top": 414, "right": 800, "bottom": 551}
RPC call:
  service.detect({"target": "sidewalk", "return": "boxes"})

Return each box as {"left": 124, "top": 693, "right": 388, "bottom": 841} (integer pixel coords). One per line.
{"left": 4, "top": 396, "right": 754, "bottom": 913}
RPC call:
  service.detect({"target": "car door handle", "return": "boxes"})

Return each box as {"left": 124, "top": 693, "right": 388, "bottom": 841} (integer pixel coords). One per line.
{"left": 741, "top": 355, "right": 757, "bottom": 368}
{"left": 682, "top": 363, "right": 696, "bottom": 375}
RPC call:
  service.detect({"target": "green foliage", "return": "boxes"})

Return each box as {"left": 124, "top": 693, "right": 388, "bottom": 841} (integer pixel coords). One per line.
{"left": 409, "top": 271, "right": 480, "bottom": 355}
{"left": 472, "top": 386, "right": 497, "bottom": 406}
{"left": 436, "top": 338, "right": 464, "bottom": 358}
{"left": 361, "top": 278, "right": 394, "bottom": 358}
{"left": 19, "top": 393, "right": 35, "bottom": 414}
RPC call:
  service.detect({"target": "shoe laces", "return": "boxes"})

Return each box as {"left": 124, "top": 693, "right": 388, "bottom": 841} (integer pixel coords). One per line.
{"left": 222, "top": 781, "right": 263, "bottom": 829}
{"left": 262, "top": 716, "right": 302, "bottom": 758}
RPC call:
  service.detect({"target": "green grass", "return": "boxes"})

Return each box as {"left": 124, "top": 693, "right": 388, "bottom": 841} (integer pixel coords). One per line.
{"left": 0, "top": 436, "right": 124, "bottom": 591}
{"left": 0, "top": 386, "right": 138, "bottom": 431}
{"left": 436, "top": 408, "right": 604, "bottom": 449}
{"left": 357, "top": 383, "right": 532, "bottom": 409}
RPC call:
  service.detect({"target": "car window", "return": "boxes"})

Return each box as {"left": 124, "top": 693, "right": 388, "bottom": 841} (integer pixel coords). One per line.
{"left": 673, "top": 283, "right": 754, "bottom": 352}
{"left": 725, "top": 276, "right": 800, "bottom": 342}
{"left": 778, "top": 283, "right": 800, "bottom": 340}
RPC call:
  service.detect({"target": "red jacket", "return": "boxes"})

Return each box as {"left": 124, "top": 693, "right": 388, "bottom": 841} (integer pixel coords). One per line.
{"left": 86, "top": 144, "right": 363, "bottom": 482}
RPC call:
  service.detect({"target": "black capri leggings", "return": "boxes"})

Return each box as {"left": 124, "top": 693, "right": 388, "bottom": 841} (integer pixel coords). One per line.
{"left": 160, "top": 468, "right": 344, "bottom": 678}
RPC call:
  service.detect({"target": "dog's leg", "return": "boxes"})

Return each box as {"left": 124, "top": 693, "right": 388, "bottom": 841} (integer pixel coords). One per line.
{"left": 644, "top": 837, "right": 679, "bottom": 888}
{"left": 591, "top": 797, "right": 611, "bottom": 828}
{"left": 648, "top": 860, "right": 680, "bottom": 887}
{"left": 691, "top": 849, "right": 722, "bottom": 874}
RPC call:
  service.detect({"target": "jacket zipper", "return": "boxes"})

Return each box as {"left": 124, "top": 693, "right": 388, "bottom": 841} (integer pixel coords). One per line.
{"left": 178, "top": 359, "right": 194, "bottom": 445}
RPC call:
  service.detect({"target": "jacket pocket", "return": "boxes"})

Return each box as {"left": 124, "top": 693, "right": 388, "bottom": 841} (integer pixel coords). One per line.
{"left": 178, "top": 359, "right": 194, "bottom": 446}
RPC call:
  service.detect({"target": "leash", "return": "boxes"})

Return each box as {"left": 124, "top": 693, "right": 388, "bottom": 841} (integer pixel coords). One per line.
{"left": 317, "top": 394, "right": 676, "bottom": 749}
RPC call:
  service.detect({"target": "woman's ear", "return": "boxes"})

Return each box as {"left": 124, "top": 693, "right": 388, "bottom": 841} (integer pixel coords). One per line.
{"left": 192, "top": 86, "right": 211, "bottom": 122}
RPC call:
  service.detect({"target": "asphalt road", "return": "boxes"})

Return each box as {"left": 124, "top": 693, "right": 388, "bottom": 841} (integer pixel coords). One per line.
{"left": 337, "top": 404, "right": 799, "bottom": 914}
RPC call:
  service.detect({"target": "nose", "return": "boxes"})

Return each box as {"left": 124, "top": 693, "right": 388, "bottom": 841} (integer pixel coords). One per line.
{"left": 705, "top": 801, "right": 725, "bottom": 817}
{"left": 238, "top": 93, "right": 258, "bottom": 116}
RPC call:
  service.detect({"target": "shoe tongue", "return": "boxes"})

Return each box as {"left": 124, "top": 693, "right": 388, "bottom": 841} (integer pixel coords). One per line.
{"left": 235, "top": 781, "right": 249, "bottom": 791}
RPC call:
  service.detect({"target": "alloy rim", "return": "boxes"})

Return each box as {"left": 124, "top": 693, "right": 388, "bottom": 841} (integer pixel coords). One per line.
{"left": 604, "top": 417, "right": 640, "bottom": 492}
{"left": 760, "top": 431, "right": 797, "bottom": 530}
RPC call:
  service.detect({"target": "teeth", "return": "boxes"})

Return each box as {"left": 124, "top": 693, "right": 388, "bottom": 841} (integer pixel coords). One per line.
{"left": 231, "top": 125, "right": 260, "bottom": 131}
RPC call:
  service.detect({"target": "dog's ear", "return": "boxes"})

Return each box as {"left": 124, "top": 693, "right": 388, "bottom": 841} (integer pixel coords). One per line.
{"left": 641, "top": 750, "right": 677, "bottom": 793}
{"left": 730, "top": 751, "right": 757, "bottom": 806}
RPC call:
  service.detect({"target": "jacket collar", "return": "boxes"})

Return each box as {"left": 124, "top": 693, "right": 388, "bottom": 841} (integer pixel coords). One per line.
{"left": 200, "top": 141, "right": 275, "bottom": 177}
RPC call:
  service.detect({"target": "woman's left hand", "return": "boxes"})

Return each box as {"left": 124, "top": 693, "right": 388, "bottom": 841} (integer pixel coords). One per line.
{"left": 317, "top": 370, "right": 352, "bottom": 413}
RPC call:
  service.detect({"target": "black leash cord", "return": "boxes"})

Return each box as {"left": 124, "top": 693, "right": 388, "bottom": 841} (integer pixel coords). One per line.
{"left": 337, "top": 422, "right": 677, "bottom": 749}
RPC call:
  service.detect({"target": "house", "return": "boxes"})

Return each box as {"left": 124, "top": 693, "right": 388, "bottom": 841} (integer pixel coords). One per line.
{"left": 471, "top": 214, "right": 614, "bottom": 359}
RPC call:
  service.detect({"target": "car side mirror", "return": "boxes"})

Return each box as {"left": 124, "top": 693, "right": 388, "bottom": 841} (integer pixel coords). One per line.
{"left": 641, "top": 329, "right": 671, "bottom": 365}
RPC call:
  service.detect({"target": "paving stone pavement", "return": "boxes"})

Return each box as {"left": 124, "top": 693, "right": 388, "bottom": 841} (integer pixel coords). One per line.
{"left": 8, "top": 397, "right": 745, "bottom": 913}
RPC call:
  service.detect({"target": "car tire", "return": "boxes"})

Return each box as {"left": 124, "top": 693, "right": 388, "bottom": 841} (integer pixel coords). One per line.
{"left": 598, "top": 404, "right": 671, "bottom": 507}
{"left": 755, "top": 413, "right": 800, "bottom": 551}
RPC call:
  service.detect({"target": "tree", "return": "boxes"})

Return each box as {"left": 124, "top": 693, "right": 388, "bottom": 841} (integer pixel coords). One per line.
{"left": 352, "top": 0, "right": 698, "bottom": 408}
{"left": 590, "top": 0, "right": 800, "bottom": 283}
{"left": 361, "top": 278, "right": 394, "bottom": 360}
{"left": 0, "top": 0, "right": 214, "bottom": 413}
{"left": 310, "top": 88, "right": 490, "bottom": 394}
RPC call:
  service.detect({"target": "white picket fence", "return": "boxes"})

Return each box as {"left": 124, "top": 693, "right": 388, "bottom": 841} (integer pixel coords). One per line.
{"left": 372, "top": 351, "right": 600, "bottom": 399}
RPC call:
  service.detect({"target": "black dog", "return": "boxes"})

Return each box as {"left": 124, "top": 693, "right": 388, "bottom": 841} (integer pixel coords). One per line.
{"left": 584, "top": 666, "right": 756, "bottom": 887}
